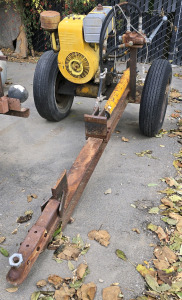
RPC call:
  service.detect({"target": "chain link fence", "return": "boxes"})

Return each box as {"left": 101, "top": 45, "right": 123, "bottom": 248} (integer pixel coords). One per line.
{"left": 32, "top": 0, "right": 182, "bottom": 65}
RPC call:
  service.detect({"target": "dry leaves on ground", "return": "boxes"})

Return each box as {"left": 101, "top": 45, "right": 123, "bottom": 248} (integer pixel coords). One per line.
{"left": 17, "top": 210, "right": 33, "bottom": 223}
{"left": 102, "top": 285, "right": 123, "bottom": 300}
{"left": 121, "top": 137, "right": 129, "bottom": 142}
{"left": 136, "top": 147, "right": 182, "bottom": 300}
{"left": 135, "top": 150, "right": 156, "bottom": 159}
{"left": 27, "top": 193, "right": 38, "bottom": 203}
{"left": 32, "top": 264, "right": 95, "bottom": 300}
{"left": 6, "top": 287, "right": 19, "bottom": 293}
{"left": 88, "top": 230, "right": 110, "bottom": 247}
{"left": 0, "top": 236, "right": 6, "bottom": 244}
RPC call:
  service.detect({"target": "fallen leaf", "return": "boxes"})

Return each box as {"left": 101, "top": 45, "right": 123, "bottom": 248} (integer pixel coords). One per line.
{"left": 161, "top": 198, "right": 174, "bottom": 208}
{"left": 155, "top": 226, "right": 167, "bottom": 240}
{"left": 153, "top": 258, "right": 170, "bottom": 270}
{"left": 0, "top": 237, "right": 6, "bottom": 244}
{"left": 154, "top": 246, "right": 177, "bottom": 264}
{"left": 159, "top": 188, "right": 176, "bottom": 195}
{"left": 6, "top": 287, "right": 18, "bottom": 293}
{"left": 36, "top": 279, "right": 47, "bottom": 287}
{"left": 170, "top": 90, "right": 181, "bottom": 98}
{"left": 69, "top": 279, "right": 83, "bottom": 289}
{"left": 147, "top": 223, "right": 158, "bottom": 232}
{"left": 148, "top": 183, "right": 158, "bottom": 187}
{"left": 31, "top": 193, "right": 38, "bottom": 199}
{"left": 121, "top": 136, "right": 129, "bottom": 142}
{"left": 157, "top": 270, "right": 174, "bottom": 285}
{"left": 52, "top": 257, "right": 63, "bottom": 264}
{"left": 148, "top": 207, "right": 159, "bottom": 214}
{"left": 169, "top": 212, "right": 182, "bottom": 221}
{"left": 136, "top": 264, "right": 156, "bottom": 278}
{"left": 17, "top": 213, "right": 32, "bottom": 223}
{"left": 104, "top": 188, "right": 112, "bottom": 195}
{"left": 77, "top": 282, "right": 96, "bottom": 300}
{"left": 135, "top": 150, "right": 154, "bottom": 158}
{"left": 132, "top": 228, "right": 140, "bottom": 234}
{"left": 55, "top": 285, "right": 75, "bottom": 299}
{"left": 102, "top": 285, "right": 122, "bottom": 300}
{"left": 57, "top": 243, "right": 81, "bottom": 260}
{"left": 173, "top": 160, "right": 182, "bottom": 169}
{"left": 145, "top": 274, "right": 170, "bottom": 292}
{"left": 169, "top": 195, "right": 182, "bottom": 202}
{"left": 81, "top": 244, "right": 90, "bottom": 255}
{"left": 27, "top": 195, "right": 33, "bottom": 202}
{"left": 161, "top": 217, "right": 177, "bottom": 226}
{"left": 72, "top": 234, "right": 84, "bottom": 249}
{"left": 52, "top": 224, "right": 62, "bottom": 238}
{"left": 176, "top": 219, "right": 182, "bottom": 233}
{"left": 115, "top": 249, "right": 127, "bottom": 261}
{"left": 12, "top": 228, "right": 18, "bottom": 235}
{"left": 160, "top": 145, "right": 165, "bottom": 147}
{"left": 169, "top": 280, "right": 182, "bottom": 292}
{"left": 68, "top": 217, "right": 75, "bottom": 224}
{"left": 31, "top": 292, "right": 40, "bottom": 300}
{"left": 171, "top": 113, "right": 180, "bottom": 119}
{"left": 68, "top": 260, "right": 75, "bottom": 271}
{"left": 76, "top": 263, "right": 88, "bottom": 279}
{"left": 88, "top": 230, "right": 110, "bottom": 247}
{"left": 25, "top": 210, "right": 33, "bottom": 216}
{"left": 0, "top": 247, "right": 9, "bottom": 257}
{"left": 48, "top": 274, "right": 64, "bottom": 289}
{"left": 130, "top": 204, "right": 136, "bottom": 208}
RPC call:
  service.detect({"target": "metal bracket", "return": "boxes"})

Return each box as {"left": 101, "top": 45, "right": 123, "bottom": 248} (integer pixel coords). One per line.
{"left": 41, "top": 170, "right": 68, "bottom": 217}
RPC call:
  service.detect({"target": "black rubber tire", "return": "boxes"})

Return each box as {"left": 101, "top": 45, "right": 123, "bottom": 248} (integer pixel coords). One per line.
{"left": 139, "top": 59, "right": 172, "bottom": 137}
{"left": 33, "top": 50, "right": 74, "bottom": 121}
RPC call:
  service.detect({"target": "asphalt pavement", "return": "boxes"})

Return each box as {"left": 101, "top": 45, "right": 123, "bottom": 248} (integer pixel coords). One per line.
{"left": 0, "top": 60, "right": 182, "bottom": 300}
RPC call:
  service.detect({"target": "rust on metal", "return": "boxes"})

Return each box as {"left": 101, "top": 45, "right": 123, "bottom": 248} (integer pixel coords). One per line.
{"left": 7, "top": 199, "right": 61, "bottom": 285}
{"left": 84, "top": 114, "right": 107, "bottom": 139}
{"left": 0, "top": 68, "right": 4, "bottom": 97}
{"left": 122, "top": 31, "right": 146, "bottom": 47}
{"left": 129, "top": 48, "right": 137, "bottom": 100}
{"left": 0, "top": 55, "right": 8, "bottom": 61}
{"left": 0, "top": 96, "right": 30, "bottom": 117}
{"left": 0, "top": 97, "right": 9, "bottom": 113}
{"left": 6, "top": 72, "right": 130, "bottom": 285}
{"left": 5, "top": 108, "right": 30, "bottom": 118}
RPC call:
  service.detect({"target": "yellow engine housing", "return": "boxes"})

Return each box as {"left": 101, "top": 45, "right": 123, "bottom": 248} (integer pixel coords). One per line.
{"left": 58, "top": 15, "right": 99, "bottom": 84}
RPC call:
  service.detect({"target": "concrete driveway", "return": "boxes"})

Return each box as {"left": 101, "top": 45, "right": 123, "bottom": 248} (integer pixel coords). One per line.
{"left": 0, "top": 61, "right": 181, "bottom": 299}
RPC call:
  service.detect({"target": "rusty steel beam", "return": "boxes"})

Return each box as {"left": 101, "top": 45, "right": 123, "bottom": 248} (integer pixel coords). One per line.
{"left": 0, "top": 96, "right": 30, "bottom": 118}
{"left": 0, "top": 55, "right": 8, "bottom": 61}
{"left": 6, "top": 77, "right": 130, "bottom": 286}
{"left": 5, "top": 108, "right": 30, "bottom": 118}
{"left": 129, "top": 48, "right": 137, "bottom": 101}
{"left": 0, "top": 67, "right": 4, "bottom": 97}
{"left": 7, "top": 199, "right": 61, "bottom": 285}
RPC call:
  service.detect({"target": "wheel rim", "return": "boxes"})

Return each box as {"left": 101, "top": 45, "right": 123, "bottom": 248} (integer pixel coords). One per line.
{"left": 55, "top": 71, "right": 73, "bottom": 113}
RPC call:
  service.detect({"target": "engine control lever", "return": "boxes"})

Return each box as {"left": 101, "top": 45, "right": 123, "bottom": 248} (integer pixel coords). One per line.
{"left": 146, "top": 16, "right": 168, "bottom": 44}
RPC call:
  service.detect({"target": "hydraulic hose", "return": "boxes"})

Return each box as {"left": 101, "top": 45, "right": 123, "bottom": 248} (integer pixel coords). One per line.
{"left": 99, "top": 1, "right": 142, "bottom": 72}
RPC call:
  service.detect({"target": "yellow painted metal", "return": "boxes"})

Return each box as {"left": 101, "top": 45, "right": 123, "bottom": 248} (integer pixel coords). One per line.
{"left": 76, "top": 83, "right": 98, "bottom": 98}
{"left": 51, "top": 32, "right": 59, "bottom": 52}
{"left": 104, "top": 68, "right": 130, "bottom": 116}
{"left": 58, "top": 15, "right": 99, "bottom": 84}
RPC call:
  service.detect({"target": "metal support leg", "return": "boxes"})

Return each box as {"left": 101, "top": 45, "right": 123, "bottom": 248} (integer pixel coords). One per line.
{"left": 129, "top": 48, "right": 137, "bottom": 101}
